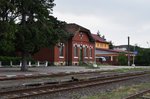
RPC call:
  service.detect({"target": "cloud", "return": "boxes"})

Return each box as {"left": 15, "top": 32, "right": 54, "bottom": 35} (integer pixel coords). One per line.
{"left": 53, "top": 0, "right": 150, "bottom": 48}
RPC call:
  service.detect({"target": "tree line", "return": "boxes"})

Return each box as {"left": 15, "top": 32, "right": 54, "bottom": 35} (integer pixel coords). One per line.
{"left": 118, "top": 45, "right": 150, "bottom": 66}
{"left": 134, "top": 46, "right": 150, "bottom": 66}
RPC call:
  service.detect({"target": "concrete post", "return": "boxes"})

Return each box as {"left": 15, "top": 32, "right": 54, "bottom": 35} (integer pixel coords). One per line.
{"left": 10, "top": 61, "right": 13, "bottom": 66}
{"left": 111, "top": 56, "right": 113, "bottom": 61}
{"left": 28, "top": 61, "right": 31, "bottom": 67}
{"left": 45, "top": 61, "right": 48, "bottom": 67}
{"left": 20, "top": 61, "right": 22, "bottom": 67}
{"left": 0, "top": 61, "right": 1, "bottom": 67}
{"left": 37, "top": 61, "right": 40, "bottom": 66}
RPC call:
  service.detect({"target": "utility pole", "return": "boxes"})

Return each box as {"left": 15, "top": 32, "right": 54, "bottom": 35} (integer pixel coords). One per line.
{"left": 128, "top": 36, "right": 130, "bottom": 66}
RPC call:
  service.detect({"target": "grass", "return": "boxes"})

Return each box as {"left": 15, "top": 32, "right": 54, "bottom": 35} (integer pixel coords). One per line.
{"left": 104, "top": 68, "right": 150, "bottom": 73}
{"left": 112, "top": 68, "right": 150, "bottom": 73}
{"left": 81, "top": 83, "right": 150, "bottom": 99}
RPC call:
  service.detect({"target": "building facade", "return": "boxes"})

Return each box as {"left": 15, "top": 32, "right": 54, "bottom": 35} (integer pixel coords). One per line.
{"left": 33, "top": 24, "right": 95, "bottom": 66}
{"left": 92, "top": 33, "right": 133, "bottom": 65}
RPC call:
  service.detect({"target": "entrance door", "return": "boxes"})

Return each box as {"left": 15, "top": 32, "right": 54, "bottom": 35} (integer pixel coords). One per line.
{"left": 80, "top": 47, "right": 83, "bottom": 62}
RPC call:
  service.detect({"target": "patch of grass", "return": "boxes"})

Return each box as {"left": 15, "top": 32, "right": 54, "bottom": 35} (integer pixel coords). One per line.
{"left": 82, "top": 83, "right": 150, "bottom": 99}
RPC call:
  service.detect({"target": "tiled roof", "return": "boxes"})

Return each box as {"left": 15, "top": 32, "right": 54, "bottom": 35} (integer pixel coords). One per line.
{"left": 92, "top": 34, "right": 108, "bottom": 43}
{"left": 65, "top": 23, "right": 90, "bottom": 34}
{"left": 65, "top": 23, "right": 95, "bottom": 42}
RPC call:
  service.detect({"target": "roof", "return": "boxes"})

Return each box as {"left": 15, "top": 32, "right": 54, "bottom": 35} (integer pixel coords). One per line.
{"left": 92, "top": 34, "right": 109, "bottom": 43}
{"left": 65, "top": 23, "right": 95, "bottom": 42}
{"left": 96, "top": 48, "right": 134, "bottom": 54}
{"left": 114, "top": 45, "right": 129, "bottom": 48}
{"left": 96, "top": 48, "right": 122, "bottom": 53}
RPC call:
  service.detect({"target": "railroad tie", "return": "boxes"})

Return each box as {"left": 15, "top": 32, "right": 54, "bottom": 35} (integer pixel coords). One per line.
{"left": 5, "top": 94, "right": 19, "bottom": 98}
{"left": 40, "top": 90, "right": 46, "bottom": 93}
{"left": 23, "top": 93, "right": 30, "bottom": 95}
{"left": 32, "top": 91, "right": 38, "bottom": 94}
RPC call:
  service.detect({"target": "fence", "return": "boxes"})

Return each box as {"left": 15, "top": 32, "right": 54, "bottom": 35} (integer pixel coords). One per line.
{"left": 0, "top": 61, "right": 49, "bottom": 67}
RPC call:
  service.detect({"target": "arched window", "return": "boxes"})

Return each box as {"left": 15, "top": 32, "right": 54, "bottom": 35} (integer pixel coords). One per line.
{"left": 59, "top": 45, "right": 64, "bottom": 57}
{"left": 89, "top": 48, "right": 92, "bottom": 57}
{"left": 84, "top": 46, "right": 88, "bottom": 57}
{"left": 74, "top": 45, "right": 78, "bottom": 57}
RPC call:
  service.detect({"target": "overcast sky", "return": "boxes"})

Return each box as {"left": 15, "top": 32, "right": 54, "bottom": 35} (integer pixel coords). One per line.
{"left": 53, "top": 0, "right": 150, "bottom": 48}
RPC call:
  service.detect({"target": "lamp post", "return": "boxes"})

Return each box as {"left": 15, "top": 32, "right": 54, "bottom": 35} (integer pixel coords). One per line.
{"left": 127, "top": 36, "right": 130, "bottom": 66}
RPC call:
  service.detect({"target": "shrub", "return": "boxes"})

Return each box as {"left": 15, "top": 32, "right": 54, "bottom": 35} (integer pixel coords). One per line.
{"left": 118, "top": 53, "right": 128, "bottom": 66}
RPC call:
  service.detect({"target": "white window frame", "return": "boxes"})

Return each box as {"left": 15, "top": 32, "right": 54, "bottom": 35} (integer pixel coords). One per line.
{"left": 59, "top": 44, "right": 64, "bottom": 57}
{"left": 74, "top": 45, "right": 78, "bottom": 58}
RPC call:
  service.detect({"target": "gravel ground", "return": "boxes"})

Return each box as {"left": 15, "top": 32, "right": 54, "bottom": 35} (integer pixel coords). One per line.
{"left": 1, "top": 66, "right": 150, "bottom": 76}
{"left": 0, "top": 72, "right": 120, "bottom": 90}
{"left": 24, "top": 74, "right": 150, "bottom": 99}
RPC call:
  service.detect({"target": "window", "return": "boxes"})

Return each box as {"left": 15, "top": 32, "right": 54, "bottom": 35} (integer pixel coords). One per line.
{"left": 84, "top": 46, "right": 88, "bottom": 57}
{"left": 74, "top": 45, "right": 78, "bottom": 57}
{"left": 96, "top": 43, "right": 99, "bottom": 47}
{"left": 59, "top": 45, "right": 64, "bottom": 57}
{"left": 89, "top": 48, "right": 92, "bottom": 57}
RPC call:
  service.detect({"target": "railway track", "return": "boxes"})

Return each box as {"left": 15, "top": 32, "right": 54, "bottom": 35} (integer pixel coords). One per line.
{"left": 124, "top": 89, "right": 150, "bottom": 99}
{"left": 0, "top": 71, "right": 149, "bottom": 99}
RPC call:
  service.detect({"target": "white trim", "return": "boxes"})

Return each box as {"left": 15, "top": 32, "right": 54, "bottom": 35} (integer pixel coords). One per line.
{"left": 77, "top": 44, "right": 80, "bottom": 47}
{"left": 89, "top": 57, "right": 93, "bottom": 59}
{"left": 74, "top": 57, "right": 79, "bottom": 59}
{"left": 73, "top": 43, "right": 78, "bottom": 47}
{"left": 59, "top": 56, "right": 64, "bottom": 58}
{"left": 84, "top": 57, "right": 88, "bottom": 59}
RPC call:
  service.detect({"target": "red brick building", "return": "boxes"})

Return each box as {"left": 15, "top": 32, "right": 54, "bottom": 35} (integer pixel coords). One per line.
{"left": 33, "top": 24, "right": 95, "bottom": 66}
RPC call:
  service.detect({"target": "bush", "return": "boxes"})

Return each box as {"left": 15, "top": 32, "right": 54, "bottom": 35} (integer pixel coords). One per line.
{"left": 0, "top": 56, "right": 21, "bottom": 61}
{"left": 0, "top": 56, "right": 21, "bottom": 66}
{"left": 118, "top": 53, "right": 128, "bottom": 66}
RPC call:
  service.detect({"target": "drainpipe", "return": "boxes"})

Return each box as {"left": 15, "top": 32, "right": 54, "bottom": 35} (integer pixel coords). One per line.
{"left": 66, "top": 41, "right": 69, "bottom": 66}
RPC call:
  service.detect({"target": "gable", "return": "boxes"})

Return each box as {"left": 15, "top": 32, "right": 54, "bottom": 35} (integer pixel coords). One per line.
{"left": 73, "top": 31, "right": 90, "bottom": 42}
{"left": 65, "top": 23, "right": 95, "bottom": 43}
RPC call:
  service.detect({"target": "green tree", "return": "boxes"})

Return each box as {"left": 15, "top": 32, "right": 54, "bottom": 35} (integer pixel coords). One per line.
{"left": 118, "top": 53, "right": 127, "bottom": 66}
{"left": 0, "top": 0, "right": 69, "bottom": 71}
{"left": 135, "top": 48, "right": 150, "bottom": 66}
{"left": 0, "top": 0, "right": 16, "bottom": 55}
{"left": 109, "top": 41, "right": 114, "bottom": 49}
{"left": 15, "top": 0, "right": 68, "bottom": 71}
